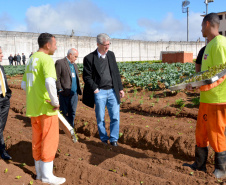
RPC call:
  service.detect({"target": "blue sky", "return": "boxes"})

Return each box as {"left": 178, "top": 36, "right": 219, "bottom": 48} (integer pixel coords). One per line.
{"left": 0, "top": 0, "right": 225, "bottom": 41}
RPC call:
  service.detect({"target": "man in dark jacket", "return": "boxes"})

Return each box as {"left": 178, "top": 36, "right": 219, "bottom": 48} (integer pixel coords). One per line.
{"left": 0, "top": 46, "right": 12, "bottom": 160}
{"left": 13, "top": 54, "right": 17, "bottom": 66}
{"left": 55, "top": 48, "right": 82, "bottom": 127}
{"left": 22, "top": 53, "right": 26, "bottom": 65}
{"left": 8, "top": 54, "right": 13, "bottom": 65}
{"left": 17, "top": 53, "right": 21, "bottom": 65}
{"left": 83, "top": 33, "right": 124, "bottom": 146}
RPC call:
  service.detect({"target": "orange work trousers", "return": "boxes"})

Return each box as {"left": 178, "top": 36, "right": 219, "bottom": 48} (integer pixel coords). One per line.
{"left": 196, "top": 102, "right": 226, "bottom": 152}
{"left": 31, "top": 114, "right": 59, "bottom": 162}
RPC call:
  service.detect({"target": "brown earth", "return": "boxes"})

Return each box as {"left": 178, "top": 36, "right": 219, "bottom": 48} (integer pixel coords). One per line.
{"left": 1, "top": 75, "right": 226, "bottom": 185}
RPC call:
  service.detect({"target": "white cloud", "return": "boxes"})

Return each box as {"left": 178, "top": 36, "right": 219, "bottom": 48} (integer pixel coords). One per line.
{"left": 25, "top": 0, "right": 128, "bottom": 36}
{"left": 133, "top": 12, "right": 204, "bottom": 41}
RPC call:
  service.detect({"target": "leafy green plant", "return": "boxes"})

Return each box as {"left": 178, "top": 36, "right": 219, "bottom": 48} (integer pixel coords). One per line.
{"left": 133, "top": 89, "right": 137, "bottom": 96}
{"left": 163, "top": 91, "right": 167, "bottom": 97}
{"left": 149, "top": 92, "right": 154, "bottom": 99}
{"left": 175, "top": 98, "right": 185, "bottom": 108}
{"left": 191, "top": 97, "right": 200, "bottom": 106}
{"left": 109, "top": 169, "right": 117, "bottom": 173}
{"left": 156, "top": 96, "right": 159, "bottom": 103}
{"left": 19, "top": 163, "right": 26, "bottom": 167}
{"left": 119, "top": 132, "right": 123, "bottom": 138}
{"left": 139, "top": 100, "right": 143, "bottom": 105}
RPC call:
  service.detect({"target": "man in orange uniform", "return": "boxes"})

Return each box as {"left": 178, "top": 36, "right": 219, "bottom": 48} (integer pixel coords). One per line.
{"left": 21, "top": 33, "right": 66, "bottom": 184}
{"left": 188, "top": 13, "right": 226, "bottom": 178}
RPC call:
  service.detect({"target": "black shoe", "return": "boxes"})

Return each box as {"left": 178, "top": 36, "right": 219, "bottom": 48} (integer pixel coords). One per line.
{"left": 110, "top": 141, "right": 118, "bottom": 146}
{"left": 1, "top": 150, "right": 12, "bottom": 160}
{"left": 102, "top": 140, "right": 108, "bottom": 145}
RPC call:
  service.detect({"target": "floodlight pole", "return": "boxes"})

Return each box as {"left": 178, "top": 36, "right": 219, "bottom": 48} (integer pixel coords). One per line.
{"left": 187, "top": 7, "right": 189, "bottom": 42}
{"left": 182, "top": 1, "right": 190, "bottom": 42}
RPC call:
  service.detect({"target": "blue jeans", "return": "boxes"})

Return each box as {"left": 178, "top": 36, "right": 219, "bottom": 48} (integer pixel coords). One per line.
{"left": 59, "top": 92, "right": 78, "bottom": 128}
{"left": 94, "top": 89, "right": 120, "bottom": 142}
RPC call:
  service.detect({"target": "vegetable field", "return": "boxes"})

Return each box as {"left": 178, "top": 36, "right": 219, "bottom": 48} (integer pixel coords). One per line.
{"left": 5, "top": 62, "right": 196, "bottom": 90}
{"left": 117, "top": 62, "right": 195, "bottom": 89}
{"left": 4, "top": 65, "right": 25, "bottom": 76}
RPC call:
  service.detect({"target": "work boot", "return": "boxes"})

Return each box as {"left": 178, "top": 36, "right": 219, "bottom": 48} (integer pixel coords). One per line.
{"left": 184, "top": 145, "right": 208, "bottom": 172}
{"left": 213, "top": 151, "right": 226, "bottom": 178}
{"left": 34, "top": 160, "right": 41, "bottom": 180}
{"left": 40, "top": 160, "right": 66, "bottom": 185}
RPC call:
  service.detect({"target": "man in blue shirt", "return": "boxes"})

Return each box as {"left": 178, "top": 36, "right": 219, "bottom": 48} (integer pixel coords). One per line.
{"left": 55, "top": 48, "right": 82, "bottom": 127}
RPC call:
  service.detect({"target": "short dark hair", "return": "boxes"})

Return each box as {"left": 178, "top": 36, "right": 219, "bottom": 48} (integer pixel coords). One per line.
{"left": 38, "top": 33, "right": 55, "bottom": 48}
{"left": 203, "top": 13, "right": 220, "bottom": 27}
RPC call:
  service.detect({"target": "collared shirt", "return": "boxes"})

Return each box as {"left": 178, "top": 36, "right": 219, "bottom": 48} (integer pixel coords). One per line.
{"left": 66, "top": 57, "right": 77, "bottom": 94}
{"left": 0, "top": 68, "right": 7, "bottom": 95}
{"left": 97, "top": 49, "right": 107, "bottom": 59}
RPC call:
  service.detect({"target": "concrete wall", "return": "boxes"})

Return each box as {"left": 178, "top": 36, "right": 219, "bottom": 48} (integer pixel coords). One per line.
{"left": 0, "top": 30, "right": 205, "bottom": 65}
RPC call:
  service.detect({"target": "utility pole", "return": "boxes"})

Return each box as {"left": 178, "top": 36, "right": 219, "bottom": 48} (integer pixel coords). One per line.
{"left": 187, "top": 7, "right": 189, "bottom": 42}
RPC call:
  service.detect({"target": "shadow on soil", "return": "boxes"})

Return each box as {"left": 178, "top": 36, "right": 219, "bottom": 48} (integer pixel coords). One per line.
{"left": 15, "top": 114, "right": 31, "bottom": 127}
{"left": 79, "top": 138, "right": 150, "bottom": 166}
{"left": 8, "top": 141, "right": 36, "bottom": 179}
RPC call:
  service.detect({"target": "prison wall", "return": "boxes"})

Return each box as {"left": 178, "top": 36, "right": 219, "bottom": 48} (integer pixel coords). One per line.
{"left": 0, "top": 31, "right": 205, "bottom": 65}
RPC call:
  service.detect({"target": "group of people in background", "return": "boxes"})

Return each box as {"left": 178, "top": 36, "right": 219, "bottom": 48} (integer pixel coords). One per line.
{"left": 7, "top": 52, "right": 33, "bottom": 66}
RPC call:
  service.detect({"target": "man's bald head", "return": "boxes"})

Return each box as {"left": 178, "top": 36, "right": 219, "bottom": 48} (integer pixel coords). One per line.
{"left": 67, "top": 48, "right": 79, "bottom": 63}
{"left": 203, "top": 13, "right": 220, "bottom": 28}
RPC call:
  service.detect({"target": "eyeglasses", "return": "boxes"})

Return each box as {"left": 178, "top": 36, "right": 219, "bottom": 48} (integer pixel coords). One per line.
{"left": 99, "top": 43, "right": 111, "bottom": 46}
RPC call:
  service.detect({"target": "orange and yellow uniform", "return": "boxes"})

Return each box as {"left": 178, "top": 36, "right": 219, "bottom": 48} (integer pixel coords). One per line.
{"left": 22, "top": 52, "right": 59, "bottom": 162}
{"left": 196, "top": 35, "right": 226, "bottom": 152}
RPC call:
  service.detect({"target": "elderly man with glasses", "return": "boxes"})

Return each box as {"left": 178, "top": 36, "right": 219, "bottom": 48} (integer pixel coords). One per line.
{"left": 83, "top": 33, "right": 124, "bottom": 146}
